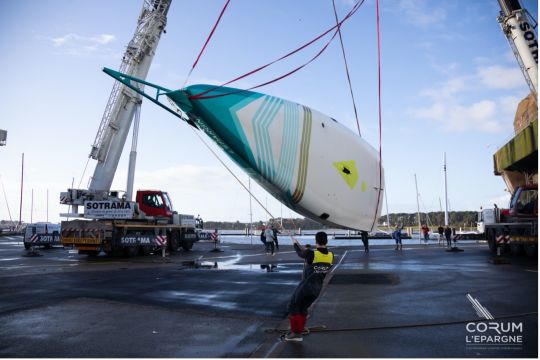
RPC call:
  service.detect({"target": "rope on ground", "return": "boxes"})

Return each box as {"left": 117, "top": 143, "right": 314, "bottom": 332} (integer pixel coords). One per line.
{"left": 265, "top": 311, "right": 538, "bottom": 334}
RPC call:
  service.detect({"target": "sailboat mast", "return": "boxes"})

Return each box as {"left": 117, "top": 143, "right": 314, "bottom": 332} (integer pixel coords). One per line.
{"left": 384, "top": 189, "right": 391, "bottom": 228}
{"left": 18, "top": 153, "right": 24, "bottom": 225}
{"left": 414, "top": 173, "right": 421, "bottom": 241}
{"left": 249, "top": 178, "right": 253, "bottom": 244}
{"left": 443, "top": 152, "right": 449, "bottom": 226}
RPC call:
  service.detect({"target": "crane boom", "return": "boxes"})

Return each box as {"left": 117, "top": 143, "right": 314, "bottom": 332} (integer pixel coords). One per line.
{"left": 497, "top": 0, "right": 538, "bottom": 98}
{"left": 88, "top": 0, "right": 171, "bottom": 192}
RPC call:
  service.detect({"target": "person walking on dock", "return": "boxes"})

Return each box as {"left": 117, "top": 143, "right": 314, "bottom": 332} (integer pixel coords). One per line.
{"left": 421, "top": 224, "right": 430, "bottom": 245}
{"left": 393, "top": 223, "right": 403, "bottom": 251}
{"left": 272, "top": 225, "right": 281, "bottom": 252}
{"left": 360, "top": 231, "right": 369, "bottom": 253}
{"left": 444, "top": 225, "right": 452, "bottom": 248}
{"left": 264, "top": 226, "right": 275, "bottom": 255}
{"left": 260, "top": 226, "right": 267, "bottom": 247}
{"left": 284, "top": 232, "right": 333, "bottom": 342}
{"left": 437, "top": 225, "right": 444, "bottom": 245}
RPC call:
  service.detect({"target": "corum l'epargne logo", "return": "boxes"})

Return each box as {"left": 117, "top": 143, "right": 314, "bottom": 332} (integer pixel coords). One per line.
{"left": 465, "top": 294, "right": 523, "bottom": 349}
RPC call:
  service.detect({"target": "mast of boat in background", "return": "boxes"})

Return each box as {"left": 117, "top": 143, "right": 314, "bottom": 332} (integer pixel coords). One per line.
{"left": 414, "top": 174, "right": 421, "bottom": 241}
{"left": 384, "top": 190, "right": 391, "bottom": 229}
{"left": 248, "top": 177, "right": 253, "bottom": 245}
{"left": 443, "top": 152, "right": 449, "bottom": 226}
{"left": 18, "top": 153, "right": 24, "bottom": 226}
{"left": 30, "top": 189, "right": 33, "bottom": 224}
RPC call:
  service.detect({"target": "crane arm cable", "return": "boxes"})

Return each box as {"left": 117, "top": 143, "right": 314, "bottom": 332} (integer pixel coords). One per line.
{"left": 370, "top": 0, "right": 383, "bottom": 230}
{"left": 188, "top": 126, "right": 275, "bottom": 220}
{"left": 331, "top": 0, "right": 361, "bottom": 137}
{"left": 189, "top": 0, "right": 366, "bottom": 100}
{"left": 183, "top": 0, "right": 231, "bottom": 87}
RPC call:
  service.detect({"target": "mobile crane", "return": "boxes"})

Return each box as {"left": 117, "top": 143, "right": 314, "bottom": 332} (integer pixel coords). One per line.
{"left": 60, "top": 0, "right": 202, "bottom": 256}
{"left": 478, "top": 0, "right": 538, "bottom": 256}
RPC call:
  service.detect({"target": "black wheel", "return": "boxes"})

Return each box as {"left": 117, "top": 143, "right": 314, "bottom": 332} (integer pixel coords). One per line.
{"left": 106, "top": 246, "right": 124, "bottom": 257}
{"left": 524, "top": 244, "right": 537, "bottom": 257}
{"left": 138, "top": 245, "right": 153, "bottom": 256}
{"left": 181, "top": 241, "right": 194, "bottom": 251}
{"left": 510, "top": 242, "right": 524, "bottom": 256}
{"left": 24, "top": 243, "right": 31, "bottom": 250}
{"left": 486, "top": 230, "right": 497, "bottom": 253}
{"left": 124, "top": 246, "right": 139, "bottom": 257}
{"left": 86, "top": 250, "right": 100, "bottom": 257}
{"left": 44, "top": 244, "right": 52, "bottom": 249}
{"left": 168, "top": 231, "right": 180, "bottom": 252}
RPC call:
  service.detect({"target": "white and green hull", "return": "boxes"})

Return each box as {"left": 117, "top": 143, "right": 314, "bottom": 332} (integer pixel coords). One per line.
{"left": 167, "top": 85, "right": 384, "bottom": 231}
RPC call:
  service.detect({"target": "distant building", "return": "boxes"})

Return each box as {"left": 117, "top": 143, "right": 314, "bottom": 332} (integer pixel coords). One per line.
{"left": 0, "top": 129, "right": 6, "bottom": 146}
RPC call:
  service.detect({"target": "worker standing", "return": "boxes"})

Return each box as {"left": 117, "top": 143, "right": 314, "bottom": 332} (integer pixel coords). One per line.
{"left": 284, "top": 232, "right": 333, "bottom": 342}
{"left": 264, "top": 226, "right": 275, "bottom": 255}
{"left": 272, "top": 225, "right": 281, "bottom": 252}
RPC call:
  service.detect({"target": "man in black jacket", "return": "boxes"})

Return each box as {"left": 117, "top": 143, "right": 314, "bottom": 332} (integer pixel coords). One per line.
{"left": 284, "top": 232, "right": 333, "bottom": 342}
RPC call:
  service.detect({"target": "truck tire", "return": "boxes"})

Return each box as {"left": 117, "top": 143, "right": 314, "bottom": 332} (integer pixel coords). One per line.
{"left": 486, "top": 230, "right": 497, "bottom": 253}
{"left": 24, "top": 242, "right": 31, "bottom": 250}
{"left": 124, "top": 246, "right": 139, "bottom": 257}
{"left": 105, "top": 244, "right": 124, "bottom": 257}
{"left": 524, "top": 244, "right": 537, "bottom": 257}
{"left": 168, "top": 231, "right": 180, "bottom": 252}
{"left": 182, "top": 241, "right": 193, "bottom": 251}
{"left": 138, "top": 245, "right": 153, "bottom": 256}
{"left": 510, "top": 242, "right": 524, "bottom": 256}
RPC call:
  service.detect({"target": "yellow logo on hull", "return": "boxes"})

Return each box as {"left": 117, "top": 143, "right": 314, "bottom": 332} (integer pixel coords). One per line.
{"left": 333, "top": 160, "right": 360, "bottom": 190}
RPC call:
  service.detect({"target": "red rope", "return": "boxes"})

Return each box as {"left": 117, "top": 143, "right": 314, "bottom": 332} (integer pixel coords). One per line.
{"left": 189, "top": 0, "right": 366, "bottom": 100}
{"left": 183, "top": 0, "right": 231, "bottom": 86}
{"left": 332, "top": 0, "right": 361, "bottom": 137}
{"left": 370, "top": 0, "right": 383, "bottom": 230}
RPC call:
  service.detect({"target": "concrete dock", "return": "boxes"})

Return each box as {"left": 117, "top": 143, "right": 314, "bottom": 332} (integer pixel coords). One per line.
{"left": 0, "top": 235, "right": 536, "bottom": 357}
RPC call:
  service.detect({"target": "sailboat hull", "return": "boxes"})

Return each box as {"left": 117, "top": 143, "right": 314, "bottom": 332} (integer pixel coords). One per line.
{"left": 167, "top": 85, "right": 384, "bottom": 231}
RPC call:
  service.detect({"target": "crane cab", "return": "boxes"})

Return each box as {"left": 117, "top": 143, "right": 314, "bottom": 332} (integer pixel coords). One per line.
{"left": 136, "top": 190, "right": 174, "bottom": 218}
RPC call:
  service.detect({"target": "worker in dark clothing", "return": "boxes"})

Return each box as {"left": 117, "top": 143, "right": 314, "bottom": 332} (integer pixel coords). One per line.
{"left": 360, "top": 231, "right": 369, "bottom": 253}
{"left": 444, "top": 225, "right": 452, "bottom": 248}
{"left": 271, "top": 225, "right": 281, "bottom": 251}
{"left": 284, "top": 232, "right": 333, "bottom": 342}
{"left": 437, "top": 225, "right": 444, "bottom": 245}
{"left": 260, "top": 226, "right": 267, "bottom": 246}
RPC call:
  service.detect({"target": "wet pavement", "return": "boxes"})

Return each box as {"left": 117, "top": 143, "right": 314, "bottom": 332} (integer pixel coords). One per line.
{"left": 0, "top": 235, "right": 537, "bottom": 357}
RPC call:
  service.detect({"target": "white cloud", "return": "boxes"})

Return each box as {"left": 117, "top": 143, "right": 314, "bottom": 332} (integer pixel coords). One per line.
{"left": 412, "top": 100, "right": 503, "bottom": 133}
{"left": 477, "top": 65, "right": 524, "bottom": 89}
{"left": 410, "top": 62, "right": 527, "bottom": 133}
{"left": 397, "top": 0, "right": 446, "bottom": 26}
{"left": 92, "top": 34, "right": 116, "bottom": 44}
{"left": 420, "top": 76, "right": 467, "bottom": 99}
{"left": 50, "top": 33, "right": 117, "bottom": 57}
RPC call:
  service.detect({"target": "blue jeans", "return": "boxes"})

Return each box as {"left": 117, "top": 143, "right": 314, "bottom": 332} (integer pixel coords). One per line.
{"left": 393, "top": 231, "right": 402, "bottom": 244}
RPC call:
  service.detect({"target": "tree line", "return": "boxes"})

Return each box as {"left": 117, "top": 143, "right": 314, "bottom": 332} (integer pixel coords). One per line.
{"left": 203, "top": 211, "right": 479, "bottom": 231}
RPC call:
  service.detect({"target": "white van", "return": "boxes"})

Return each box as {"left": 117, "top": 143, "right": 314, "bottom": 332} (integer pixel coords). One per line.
{"left": 23, "top": 222, "right": 61, "bottom": 249}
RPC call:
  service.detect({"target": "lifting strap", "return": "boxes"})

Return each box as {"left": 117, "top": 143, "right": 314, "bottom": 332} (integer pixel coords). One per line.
{"left": 370, "top": 0, "right": 384, "bottom": 230}
{"left": 183, "top": 0, "right": 231, "bottom": 87}
{"left": 332, "top": 0, "right": 361, "bottom": 137}
{"left": 188, "top": 0, "right": 366, "bottom": 100}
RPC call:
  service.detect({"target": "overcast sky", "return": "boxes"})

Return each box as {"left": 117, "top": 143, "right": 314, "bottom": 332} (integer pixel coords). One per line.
{"left": 0, "top": 0, "right": 537, "bottom": 224}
